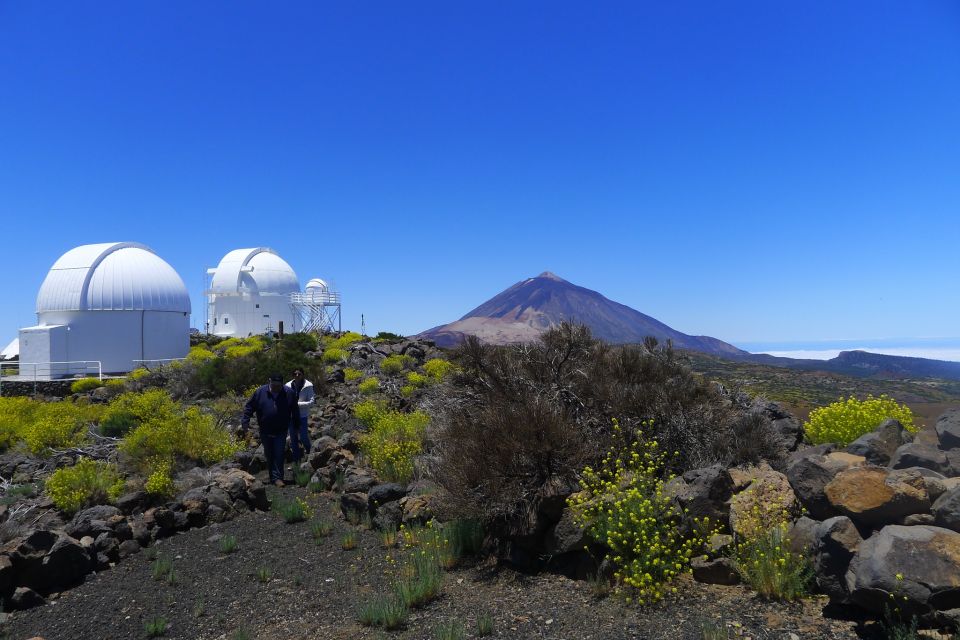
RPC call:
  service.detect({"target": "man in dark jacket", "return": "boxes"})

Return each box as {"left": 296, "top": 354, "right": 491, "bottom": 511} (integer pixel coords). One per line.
{"left": 241, "top": 373, "right": 300, "bottom": 487}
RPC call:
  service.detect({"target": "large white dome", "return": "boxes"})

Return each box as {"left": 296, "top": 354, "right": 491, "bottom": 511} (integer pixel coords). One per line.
{"left": 36, "top": 242, "right": 191, "bottom": 313}
{"left": 209, "top": 248, "right": 299, "bottom": 296}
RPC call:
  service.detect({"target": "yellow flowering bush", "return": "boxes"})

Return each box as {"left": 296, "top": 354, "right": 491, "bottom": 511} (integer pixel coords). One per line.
{"left": 569, "top": 419, "right": 711, "bottom": 605}
{"left": 423, "top": 359, "right": 455, "bottom": 382}
{"left": 0, "top": 397, "right": 100, "bottom": 454}
{"left": 344, "top": 367, "right": 363, "bottom": 382}
{"left": 358, "top": 377, "right": 380, "bottom": 395}
{"left": 355, "top": 403, "right": 429, "bottom": 484}
{"left": 186, "top": 345, "right": 217, "bottom": 363}
{"left": 116, "top": 390, "right": 242, "bottom": 478}
{"left": 323, "top": 347, "right": 348, "bottom": 363}
{"left": 803, "top": 394, "right": 915, "bottom": 446}
{"left": 323, "top": 331, "right": 364, "bottom": 350}
{"left": 730, "top": 475, "right": 810, "bottom": 601}
{"left": 406, "top": 372, "right": 427, "bottom": 388}
{"left": 144, "top": 460, "right": 176, "bottom": 497}
{"left": 380, "top": 355, "right": 414, "bottom": 375}
{"left": 45, "top": 458, "right": 125, "bottom": 514}
{"left": 70, "top": 377, "right": 104, "bottom": 394}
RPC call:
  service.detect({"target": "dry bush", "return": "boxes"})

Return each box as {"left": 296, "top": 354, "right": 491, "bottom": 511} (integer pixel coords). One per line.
{"left": 432, "top": 324, "right": 785, "bottom": 535}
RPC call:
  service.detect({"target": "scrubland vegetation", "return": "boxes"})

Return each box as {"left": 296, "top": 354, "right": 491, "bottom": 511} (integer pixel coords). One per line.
{"left": 3, "top": 324, "right": 958, "bottom": 639}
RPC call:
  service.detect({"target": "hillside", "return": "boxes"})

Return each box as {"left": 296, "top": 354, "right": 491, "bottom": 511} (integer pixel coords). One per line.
{"left": 418, "top": 272, "right": 746, "bottom": 357}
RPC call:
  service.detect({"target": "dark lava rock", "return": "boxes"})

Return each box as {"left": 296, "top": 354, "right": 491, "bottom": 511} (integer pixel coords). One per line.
{"left": 368, "top": 483, "right": 408, "bottom": 510}
{"left": 846, "top": 419, "right": 911, "bottom": 466}
{"left": 813, "top": 516, "right": 862, "bottom": 604}
{"left": 10, "top": 586, "right": 45, "bottom": 610}
{"left": 890, "top": 443, "right": 951, "bottom": 476}
{"left": 935, "top": 409, "right": 960, "bottom": 450}
{"left": 932, "top": 485, "right": 960, "bottom": 533}
{"left": 691, "top": 557, "right": 740, "bottom": 585}
{"left": 66, "top": 505, "right": 121, "bottom": 539}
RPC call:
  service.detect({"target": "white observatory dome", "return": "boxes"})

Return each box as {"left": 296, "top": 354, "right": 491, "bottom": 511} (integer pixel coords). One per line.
{"left": 36, "top": 242, "right": 191, "bottom": 313}
{"left": 305, "top": 278, "right": 328, "bottom": 291}
{"left": 209, "top": 248, "right": 299, "bottom": 296}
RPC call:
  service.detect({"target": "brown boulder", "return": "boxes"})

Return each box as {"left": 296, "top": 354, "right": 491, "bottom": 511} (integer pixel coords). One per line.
{"left": 824, "top": 466, "right": 929, "bottom": 527}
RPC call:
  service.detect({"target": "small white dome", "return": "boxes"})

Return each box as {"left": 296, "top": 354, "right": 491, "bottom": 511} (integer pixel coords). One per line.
{"left": 305, "top": 278, "right": 328, "bottom": 290}
{"left": 36, "top": 242, "right": 191, "bottom": 313}
{"left": 209, "top": 248, "right": 299, "bottom": 296}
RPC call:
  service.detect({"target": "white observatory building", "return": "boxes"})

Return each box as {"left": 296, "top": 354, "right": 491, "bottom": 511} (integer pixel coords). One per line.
{"left": 18, "top": 242, "right": 191, "bottom": 378}
{"left": 206, "top": 248, "right": 342, "bottom": 337}
{"left": 206, "top": 248, "right": 302, "bottom": 337}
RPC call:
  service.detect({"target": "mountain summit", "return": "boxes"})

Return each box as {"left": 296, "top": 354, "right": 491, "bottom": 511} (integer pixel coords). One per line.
{"left": 418, "top": 272, "right": 747, "bottom": 356}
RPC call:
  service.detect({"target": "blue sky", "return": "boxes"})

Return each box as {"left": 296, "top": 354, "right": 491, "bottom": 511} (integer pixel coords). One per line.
{"left": 1, "top": 1, "right": 959, "bottom": 352}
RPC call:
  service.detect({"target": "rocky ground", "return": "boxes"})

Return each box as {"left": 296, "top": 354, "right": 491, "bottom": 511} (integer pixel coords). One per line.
{"left": 3, "top": 480, "right": 870, "bottom": 640}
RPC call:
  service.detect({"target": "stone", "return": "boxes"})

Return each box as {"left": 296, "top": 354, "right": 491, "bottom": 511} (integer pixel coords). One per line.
{"left": 400, "top": 494, "right": 435, "bottom": 526}
{"left": 904, "top": 514, "right": 936, "bottom": 526}
{"left": 787, "top": 516, "right": 819, "bottom": 556}
{"left": 152, "top": 507, "right": 176, "bottom": 531}
{"left": 114, "top": 491, "right": 149, "bottom": 515}
{"left": 35, "top": 535, "right": 93, "bottom": 591}
{"left": 0, "top": 554, "right": 14, "bottom": 594}
{"left": 824, "top": 466, "right": 929, "bottom": 528}
{"left": 94, "top": 532, "right": 120, "bottom": 563}
{"left": 245, "top": 483, "right": 269, "bottom": 511}
{"left": 10, "top": 586, "right": 45, "bottom": 610}
{"left": 932, "top": 485, "right": 960, "bottom": 533}
{"left": 691, "top": 556, "right": 740, "bottom": 585}
{"left": 65, "top": 505, "right": 121, "bottom": 539}
{"left": 786, "top": 451, "right": 863, "bottom": 520}
{"left": 664, "top": 464, "right": 733, "bottom": 530}
{"left": 890, "top": 443, "right": 951, "bottom": 476}
{"left": 368, "top": 483, "right": 408, "bottom": 510}
{"left": 728, "top": 464, "right": 798, "bottom": 539}
{"left": 344, "top": 470, "right": 375, "bottom": 494}
{"left": 813, "top": 516, "right": 862, "bottom": 603}
{"left": 307, "top": 437, "right": 339, "bottom": 469}
{"left": 846, "top": 419, "right": 911, "bottom": 466}
{"left": 339, "top": 492, "right": 368, "bottom": 520}
{"left": 118, "top": 539, "right": 141, "bottom": 558}
{"left": 372, "top": 501, "right": 403, "bottom": 531}
{"left": 846, "top": 525, "right": 960, "bottom": 620}
{"left": 935, "top": 409, "right": 960, "bottom": 450}
{"left": 215, "top": 469, "right": 257, "bottom": 501}
{"left": 545, "top": 508, "right": 587, "bottom": 555}
{"left": 708, "top": 533, "right": 735, "bottom": 555}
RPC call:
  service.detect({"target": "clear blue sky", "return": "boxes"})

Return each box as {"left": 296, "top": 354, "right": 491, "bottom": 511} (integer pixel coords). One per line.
{"left": 2, "top": 1, "right": 958, "bottom": 348}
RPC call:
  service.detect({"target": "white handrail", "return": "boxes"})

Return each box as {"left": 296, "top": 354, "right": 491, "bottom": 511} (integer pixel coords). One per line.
{"left": 0, "top": 360, "right": 102, "bottom": 396}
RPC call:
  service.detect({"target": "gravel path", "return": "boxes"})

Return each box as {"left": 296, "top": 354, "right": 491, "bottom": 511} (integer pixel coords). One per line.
{"left": 4, "top": 485, "right": 868, "bottom": 640}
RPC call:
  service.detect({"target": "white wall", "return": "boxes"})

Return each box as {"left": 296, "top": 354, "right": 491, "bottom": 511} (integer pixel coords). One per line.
{"left": 210, "top": 294, "right": 299, "bottom": 337}
{"left": 28, "top": 310, "right": 189, "bottom": 376}
{"left": 18, "top": 324, "right": 68, "bottom": 379}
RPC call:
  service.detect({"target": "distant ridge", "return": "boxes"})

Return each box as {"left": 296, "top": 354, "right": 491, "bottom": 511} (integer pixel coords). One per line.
{"left": 418, "top": 271, "right": 747, "bottom": 357}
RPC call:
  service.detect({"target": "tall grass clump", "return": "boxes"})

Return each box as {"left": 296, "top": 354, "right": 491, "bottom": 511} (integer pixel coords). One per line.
{"left": 354, "top": 401, "right": 428, "bottom": 484}
{"left": 569, "top": 419, "right": 713, "bottom": 605}
{"left": 803, "top": 394, "right": 915, "bottom": 446}
{"left": 731, "top": 479, "right": 811, "bottom": 601}
{"left": 45, "top": 458, "right": 125, "bottom": 514}
{"left": 357, "top": 595, "right": 408, "bottom": 630}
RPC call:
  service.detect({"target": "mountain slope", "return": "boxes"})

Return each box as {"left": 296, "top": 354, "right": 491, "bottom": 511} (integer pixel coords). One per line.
{"left": 418, "top": 271, "right": 747, "bottom": 356}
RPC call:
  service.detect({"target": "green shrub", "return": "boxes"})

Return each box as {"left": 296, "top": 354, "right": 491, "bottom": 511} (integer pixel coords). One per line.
{"left": 356, "top": 404, "right": 429, "bottom": 484}
{"left": 23, "top": 401, "right": 99, "bottom": 455}
{"left": 423, "top": 358, "right": 455, "bottom": 382}
{"left": 188, "top": 337, "right": 324, "bottom": 397}
{"left": 116, "top": 390, "right": 242, "bottom": 475}
{"left": 434, "top": 621, "right": 466, "bottom": 640}
{"left": 406, "top": 372, "right": 427, "bottom": 387}
{"left": 358, "top": 377, "right": 380, "bottom": 395}
{"left": 71, "top": 377, "right": 104, "bottom": 394}
{"left": 323, "top": 347, "right": 348, "bottom": 364}
{"left": 281, "top": 332, "right": 319, "bottom": 353}
{"left": 219, "top": 534, "right": 238, "bottom": 554}
{"left": 144, "top": 461, "right": 176, "bottom": 497}
{"left": 344, "top": 367, "right": 363, "bottom": 382}
{"left": 45, "top": 458, "right": 125, "bottom": 515}
{"left": 375, "top": 331, "right": 406, "bottom": 342}
{"left": 128, "top": 367, "right": 151, "bottom": 381}
{"left": 380, "top": 354, "right": 413, "bottom": 375}
{"left": 324, "top": 331, "right": 364, "bottom": 350}
{"left": 186, "top": 345, "right": 216, "bottom": 363}
{"left": 273, "top": 496, "right": 312, "bottom": 523}
{"left": 569, "top": 419, "right": 711, "bottom": 605}
{"left": 357, "top": 595, "right": 408, "bottom": 630}
{"left": 734, "top": 523, "right": 811, "bottom": 601}
{"left": 804, "top": 395, "right": 916, "bottom": 446}
{"left": 144, "top": 616, "right": 168, "bottom": 637}
{"left": 400, "top": 385, "right": 416, "bottom": 398}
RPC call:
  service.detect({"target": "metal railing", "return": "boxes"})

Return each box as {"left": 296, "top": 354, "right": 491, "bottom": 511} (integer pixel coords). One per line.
{"left": 0, "top": 360, "right": 102, "bottom": 396}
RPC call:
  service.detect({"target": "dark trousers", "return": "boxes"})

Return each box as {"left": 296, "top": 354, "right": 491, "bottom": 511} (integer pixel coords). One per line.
{"left": 289, "top": 415, "right": 311, "bottom": 462}
{"left": 261, "top": 430, "right": 287, "bottom": 483}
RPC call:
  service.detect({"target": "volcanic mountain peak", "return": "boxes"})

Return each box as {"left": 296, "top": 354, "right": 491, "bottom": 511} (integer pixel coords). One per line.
{"left": 419, "top": 272, "right": 747, "bottom": 357}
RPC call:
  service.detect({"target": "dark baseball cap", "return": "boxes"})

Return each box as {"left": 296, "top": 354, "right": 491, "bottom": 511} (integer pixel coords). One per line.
{"left": 268, "top": 373, "right": 283, "bottom": 382}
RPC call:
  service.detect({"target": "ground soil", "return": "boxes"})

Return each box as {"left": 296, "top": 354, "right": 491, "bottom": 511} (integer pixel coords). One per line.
{"left": 4, "top": 479, "right": 887, "bottom": 640}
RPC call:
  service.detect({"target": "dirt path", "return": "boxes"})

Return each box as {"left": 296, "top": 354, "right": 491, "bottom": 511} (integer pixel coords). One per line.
{"left": 4, "top": 485, "right": 866, "bottom": 640}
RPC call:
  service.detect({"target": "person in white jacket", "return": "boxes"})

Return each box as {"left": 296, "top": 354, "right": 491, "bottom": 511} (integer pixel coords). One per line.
{"left": 286, "top": 368, "right": 315, "bottom": 464}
